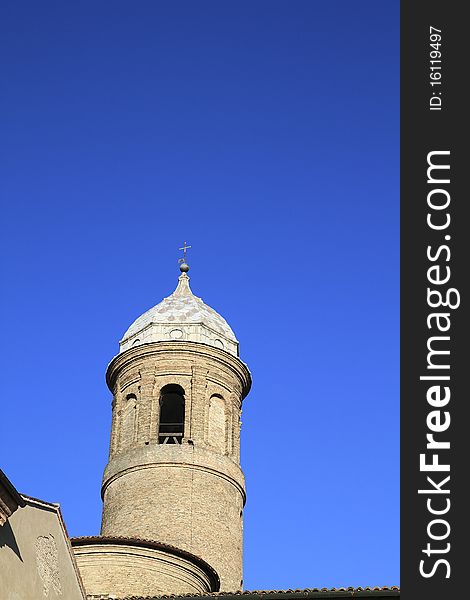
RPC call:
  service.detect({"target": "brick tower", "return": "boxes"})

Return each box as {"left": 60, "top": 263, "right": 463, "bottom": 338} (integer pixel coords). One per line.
{"left": 73, "top": 258, "right": 251, "bottom": 596}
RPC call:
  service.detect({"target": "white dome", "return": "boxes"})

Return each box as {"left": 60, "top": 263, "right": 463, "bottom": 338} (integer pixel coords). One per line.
{"left": 119, "top": 272, "right": 239, "bottom": 356}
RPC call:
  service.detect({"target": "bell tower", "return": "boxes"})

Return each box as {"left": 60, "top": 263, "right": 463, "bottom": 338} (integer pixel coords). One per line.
{"left": 98, "top": 258, "right": 251, "bottom": 592}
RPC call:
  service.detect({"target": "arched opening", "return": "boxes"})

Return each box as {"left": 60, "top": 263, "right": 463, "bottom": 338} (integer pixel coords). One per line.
{"left": 208, "top": 394, "right": 226, "bottom": 453}
{"left": 121, "top": 394, "right": 138, "bottom": 449}
{"left": 158, "top": 384, "right": 185, "bottom": 444}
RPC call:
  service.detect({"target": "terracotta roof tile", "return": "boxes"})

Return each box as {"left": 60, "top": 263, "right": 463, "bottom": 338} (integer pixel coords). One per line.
{"left": 119, "top": 586, "right": 400, "bottom": 600}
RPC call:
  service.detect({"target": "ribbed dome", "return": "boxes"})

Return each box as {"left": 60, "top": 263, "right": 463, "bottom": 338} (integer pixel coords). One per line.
{"left": 119, "top": 272, "right": 239, "bottom": 356}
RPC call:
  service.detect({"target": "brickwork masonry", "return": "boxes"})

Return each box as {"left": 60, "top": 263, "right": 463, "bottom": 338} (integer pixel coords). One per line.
{"left": 94, "top": 341, "right": 251, "bottom": 594}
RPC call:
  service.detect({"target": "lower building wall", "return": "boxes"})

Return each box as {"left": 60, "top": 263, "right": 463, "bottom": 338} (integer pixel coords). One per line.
{"left": 72, "top": 540, "right": 216, "bottom": 598}
{"left": 0, "top": 497, "right": 86, "bottom": 600}
{"left": 101, "top": 444, "right": 245, "bottom": 592}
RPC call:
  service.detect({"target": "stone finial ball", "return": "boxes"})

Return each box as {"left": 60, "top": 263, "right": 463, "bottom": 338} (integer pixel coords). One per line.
{"left": 179, "top": 262, "right": 190, "bottom": 272}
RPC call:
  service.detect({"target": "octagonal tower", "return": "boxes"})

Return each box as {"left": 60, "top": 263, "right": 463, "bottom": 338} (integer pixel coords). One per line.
{"left": 99, "top": 262, "right": 251, "bottom": 592}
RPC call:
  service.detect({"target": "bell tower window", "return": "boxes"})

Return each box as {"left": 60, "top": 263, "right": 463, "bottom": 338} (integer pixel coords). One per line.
{"left": 158, "top": 384, "right": 185, "bottom": 444}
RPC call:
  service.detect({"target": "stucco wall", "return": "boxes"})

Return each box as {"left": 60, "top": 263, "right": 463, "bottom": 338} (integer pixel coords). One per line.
{"left": 0, "top": 497, "right": 85, "bottom": 600}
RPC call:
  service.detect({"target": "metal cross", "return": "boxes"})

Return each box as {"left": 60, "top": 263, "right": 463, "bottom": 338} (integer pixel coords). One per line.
{"left": 178, "top": 241, "right": 191, "bottom": 263}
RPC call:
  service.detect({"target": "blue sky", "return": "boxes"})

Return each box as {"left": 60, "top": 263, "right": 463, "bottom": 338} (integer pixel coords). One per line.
{"left": 0, "top": 1, "right": 399, "bottom": 590}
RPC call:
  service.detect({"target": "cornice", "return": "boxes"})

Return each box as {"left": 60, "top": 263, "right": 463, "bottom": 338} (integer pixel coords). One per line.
{"left": 106, "top": 341, "right": 252, "bottom": 398}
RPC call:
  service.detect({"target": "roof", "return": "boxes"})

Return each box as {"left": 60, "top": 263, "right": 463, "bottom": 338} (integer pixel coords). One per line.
{"left": 86, "top": 587, "right": 400, "bottom": 600}
{"left": 119, "top": 271, "right": 239, "bottom": 356}
{"left": 0, "top": 468, "right": 26, "bottom": 525}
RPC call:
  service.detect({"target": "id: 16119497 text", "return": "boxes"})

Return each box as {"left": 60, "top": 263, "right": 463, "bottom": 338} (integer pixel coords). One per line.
{"left": 429, "top": 26, "right": 443, "bottom": 111}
